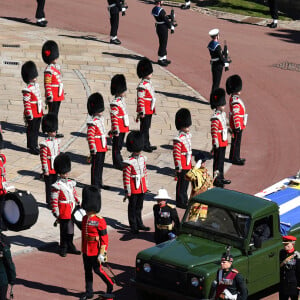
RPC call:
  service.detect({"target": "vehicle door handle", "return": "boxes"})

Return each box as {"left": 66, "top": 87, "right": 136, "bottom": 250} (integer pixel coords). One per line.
{"left": 268, "top": 252, "right": 275, "bottom": 258}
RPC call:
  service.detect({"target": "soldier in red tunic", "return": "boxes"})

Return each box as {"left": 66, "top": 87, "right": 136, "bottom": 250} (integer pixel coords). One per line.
{"left": 226, "top": 75, "right": 247, "bottom": 166}
{"left": 123, "top": 131, "right": 150, "bottom": 234}
{"left": 80, "top": 186, "right": 114, "bottom": 300}
{"left": 0, "top": 149, "right": 8, "bottom": 230}
{"left": 21, "top": 61, "right": 44, "bottom": 155}
{"left": 40, "top": 113, "right": 60, "bottom": 207}
{"left": 51, "top": 153, "right": 81, "bottom": 257}
{"left": 87, "top": 93, "right": 109, "bottom": 190}
{"left": 173, "top": 108, "right": 192, "bottom": 209}
{"left": 136, "top": 58, "right": 157, "bottom": 153}
{"left": 110, "top": 74, "right": 129, "bottom": 170}
{"left": 210, "top": 88, "right": 231, "bottom": 188}
{"left": 42, "top": 40, "right": 64, "bottom": 138}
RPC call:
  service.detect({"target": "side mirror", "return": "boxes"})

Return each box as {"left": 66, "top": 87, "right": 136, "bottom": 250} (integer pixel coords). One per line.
{"left": 254, "top": 236, "right": 262, "bottom": 249}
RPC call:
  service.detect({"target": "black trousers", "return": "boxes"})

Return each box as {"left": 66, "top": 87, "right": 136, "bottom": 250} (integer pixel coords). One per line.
{"left": 229, "top": 129, "right": 243, "bottom": 161}
{"left": 110, "top": 8, "right": 119, "bottom": 37}
{"left": 48, "top": 101, "right": 61, "bottom": 117}
{"left": 279, "top": 294, "right": 298, "bottom": 300}
{"left": 91, "top": 152, "right": 106, "bottom": 189}
{"left": 155, "top": 229, "right": 170, "bottom": 244}
{"left": 128, "top": 193, "right": 144, "bottom": 231}
{"left": 210, "top": 62, "right": 223, "bottom": 108}
{"left": 82, "top": 254, "right": 114, "bottom": 294}
{"left": 156, "top": 24, "right": 168, "bottom": 57}
{"left": 35, "top": 0, "right": 46, "bottom": 19}
{"left": 112, "top": 132, "right": 125, "bottom": 170}
{"left": 176, "top": 169, "right": 189, "bottom": 208}
{"left": 44, "top": 173, "right": 57, "bottom": 205}
{"left": 269, "top": 0, "right": 278, "bottom": 19}
{"left": 140, "top": 114, "right": 152, "bottom": 149}
{"left": 26, "top": 117, "right": 41, "bottom": 149}
{"left": 213, "top": 146, "right": 226, "bottom": 180}
{"left": 0, "top": 285, "right": 8, "bottom": 300}
{"left": 0, "top": 195, "right": 7, "bottom": 231}
{"left": 59, "top": 219, "right": 74, "bottom": 250}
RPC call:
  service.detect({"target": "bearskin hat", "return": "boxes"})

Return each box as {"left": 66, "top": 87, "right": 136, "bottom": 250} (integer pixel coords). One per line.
{"left": 21, "top": 61, "right": 38, "bottom": 84}
{"left": 137, "top": 58, "right": 153, "bottom": 78}
{"left": 211, "top": 88, "right": 226, "bottom": 108}
{"left": 175, "top": 108, "right": 192, "bottom": 130}
{"left": 42, "top": 113, "right": 58, "bottom": 133}
{"left": 87, "top": 93, "right": 105, "bottom": 115}
{"left": 110, "top": 74, "right": 127, "bottom": 96}
{"left": 42, "top": 40, "right": 59, "bottom": 64}
{"left": 54, "top": 153, "right": 71, "bottom": 174}
{"left": 226, "top": 75, "right": 242, "bottom": 95}
{"left": 126, "top": 131, "right": 144, "bottom": 153}
{"left": 82, "top": 185, "right": 101, "bottom": 213}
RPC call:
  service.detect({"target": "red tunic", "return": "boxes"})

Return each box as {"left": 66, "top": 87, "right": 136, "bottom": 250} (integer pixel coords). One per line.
{"left": 136, "top": 79, "right": 156, "bottom": 115}
{"left": 81, "top": 214, "right": 108, "bottom": 256}
{"left": 39, "top": 137, "right": 60, "bottom": 174}
{"left": 44, "top": 64, "right": 64, "bottom": 102}
{"left": 173, "top": 131, "right": 192, "bottom": 170}
{"left": 123, "top": 154, "right": 148, "bottom": 195}
{"left": 51, "top": 178, "right": 80, "bottom": 219}
{"left": 0, "top": 154, "right": 7, "bottom": 196}
{"left": 211, "top": 110, "right": 228, "bottom": 148}
{"left": 22, "top": 82, "right": 43, "bottom": 119}
{"left": 229, "top": 94, "right": 247, "bottom": 130}
{"left": 87, "top": 116, "right": 107, "bottom": 153}
{"left": 110, "top": 97, "right": 129, "bottom": 134}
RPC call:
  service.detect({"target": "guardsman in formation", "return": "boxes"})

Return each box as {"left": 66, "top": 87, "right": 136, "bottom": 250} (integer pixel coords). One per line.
{"left": 180, "top": 0, "right": 191, "bottom": 10}
{"left": 268, "top": 0, "right": 278, "bottom": 28}
{"left": 226, "top": 75, "right": 247, "bottom": 166}
{"left": 0, "top": 148, "right": 8, "bottom": 231}
{"left": 42, "top": 40, "right": 64, "bottom": 138}
{"left": 35, "top": 0, "right": 48, "bottom": 27}
{"left": 21, "top": 61, "right": 44, "bottom": 155}
{"left": 123, "top": 131, "right": 150, "bottom": 234}
{"left": 51, "top": 153, "right": 81, "bottom": 257}
{"left": 210, "top": 88, "right": 231, "bottom": 188}
{"left": 110, "top": 74, "right": 129, "bottom": 170}
{"left": 40, "top": 113, "right": 60, "bottom": 207}
{"left": 279, "top": 236, "right": 300, "bottom": 300}
{"left": 213, "top": 252, "right": 247, "bottom": 300}
{"left": 107, "top": 0, "right": 127, "bottom": 45}
{"left": 136, "top": 58, "right": 157, "bottom": 153}
{"left": 80, "top": 186, "right": 114, "bottom": 300}
{"left": 152, "top": 0, "right": 175, "bottom": 67}
{"left": 153, "top": 188, "right": 180, "bottom": 244}
{"left": 87, "top": 93, "right": 109, "bottom": 190}
{"left": 208, "top": 29, "right": 229, "bottom": 109}
{"left": 0, "top": 232, "right": 16, "bottom": 300}
{"left": 173, "top": 108, "right": 192, "bottom": 209}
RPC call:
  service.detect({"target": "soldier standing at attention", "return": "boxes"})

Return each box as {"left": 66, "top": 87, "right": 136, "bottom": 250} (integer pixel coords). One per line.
{"left": 136, "top": 58, "right": 157, "bottom": 153}
{"left": 87, "top": 93, "right": 109, "bottom": 190}
{"left": 110, "top": 74, "right": 129, "bottom": 170}
{"left": 40, "top": 113, "right": 60, "bottom": 207}
{"left": 123, "top": 131, "right": 150, "bottom": 234}
{"left": 268, "top": 0, "right": 278, "bottom": 28}
{"left": 152, "top": 0, "right": 174, "bottom": 67}
{"left": 35, "top": 0, "right": 48, "bottom": 27}
{"left": 226, "top": 75, "right": 247, "bottom": 166}
{"left": 173, "top": 108, "right": 192, "bottom": 209}
{"left": 80, "top": 186, "right": 114, "bottom": 300}
{"left": 208, "top": 29, "right": 229, "bottom": 109}
{"left": 279, "top": 236, "right": 300, "bottom": 300}
{"left": 210, "top": 88, "right": 231, "bottom": 188}
{"left": 21, "top": 61, "right": 44, "bottom": 155}
{"left": 214, "top": 252, "right": 247, "bottom": 300}
{"left": 42, "top": 40, "right": 64, "bottom": 138}
{"left": 0, "top": 149, "right": 8, "bottom": 231}
{"left": 153, "top": 188, "right": 180, "bottom": 244}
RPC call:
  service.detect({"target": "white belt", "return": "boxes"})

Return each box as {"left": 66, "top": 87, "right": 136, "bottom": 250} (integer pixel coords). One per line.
{"left": 181, "top": 151, "right": 192, "bottom": 155}
{"left": 210, "top": 58, "right": 220, "bottom": 62}
{"left": 59, "top": 200, "right": 71, "bottom": 204}
{"left": 95, "top": 135, "right": 105, "bottom": 138}
{"left": 51, "top": 84, "right": 60, "bottom": 87}
{"left": 156, "top": 21, "right": 165, "bottom": 25}
{"left": 108, "top": 3, "right": 116, "bottom": 8}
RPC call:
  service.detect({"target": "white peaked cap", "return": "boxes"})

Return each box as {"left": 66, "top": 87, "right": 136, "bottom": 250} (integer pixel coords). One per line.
{"left": 209, "top": 28, "right": 219, "bottom": 36}
{"left": 154, "top": 188, "right": 172, "bottom": 200}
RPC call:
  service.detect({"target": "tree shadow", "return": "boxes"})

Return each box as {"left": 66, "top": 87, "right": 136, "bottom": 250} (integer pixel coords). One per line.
{"left": 59, "top": 34, "right": 110, "bottom": 44}
{"left": 268, "top": 29, "right": 300, "bottom": 44}
{"left": 1, "top": 16, "right": 37, "bottom": 26}
{"left": 119, "top": 228, "right": 155, "bottom": 243}
{"left": 104, "top": 217, "right": 130, "bottom": 231}
{"left": 156, "top": 90, "right": 209, "bottom": 105}
{"left": 102, "top": 52, "right": 144, "bottom": 61}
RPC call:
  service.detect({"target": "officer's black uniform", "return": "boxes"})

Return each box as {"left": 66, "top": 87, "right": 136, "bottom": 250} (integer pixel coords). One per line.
{"left": 269, "top": 0, "right": 278, "bottom": 21}
{"left": 279, "top": 249, "right": 300, "bottom": 300}
{"left": 108, "top": 0, "right": 125, "bottom": 44}
{"left": 35, "top": 0, "right": 47, "bottom": 27}
{"left": 0, "top": 233, "right": 16, "bottom": 300}
{"left": 153, "top": 203, "right": 180, "bottom": 244}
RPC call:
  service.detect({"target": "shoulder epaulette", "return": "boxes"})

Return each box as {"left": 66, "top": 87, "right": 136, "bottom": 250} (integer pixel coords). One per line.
{"left": 96, "top": 214, "right": 103, "bottom": 219}
{"left": 232, "top": 268, "right": 239, "bottom": 273}
{"left": 167, "top": 203, "right": 176, "bottom": 209}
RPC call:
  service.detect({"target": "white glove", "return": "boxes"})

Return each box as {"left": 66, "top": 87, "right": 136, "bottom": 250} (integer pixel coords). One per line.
{"left": 224, "top": 62, "right": 229, "bottom": 68}
{"left": 122, "top": 7, "right": 126, "bottom": 12}
{"left": 98, "top": 254, "right": 106, "bottom": 263}
{"left": 213, "top": 139, "right": 219, "bottom": 149}
{"left": 223, "top": 289, "right": 237, "bottom": 300}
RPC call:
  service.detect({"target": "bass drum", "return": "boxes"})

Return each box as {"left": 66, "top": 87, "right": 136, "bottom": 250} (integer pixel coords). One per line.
{"left": 3, "top": 190, "right": 39, "bottom": 231}
{"left": 72, "top": 206, "right": 86, "bottom": 230}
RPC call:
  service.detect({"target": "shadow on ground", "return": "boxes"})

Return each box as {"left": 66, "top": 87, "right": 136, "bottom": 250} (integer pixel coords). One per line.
{"left": 59, "top": 34, "right": 110, "bottom": 44}
{"left": 102, "top": 52, "right": 144, "bottom": 61}
{"left": 156, "top": 90, "right": 208, "bottom": 105}
{"left": 268, "top": 29, "right": 300, "bottom": 44}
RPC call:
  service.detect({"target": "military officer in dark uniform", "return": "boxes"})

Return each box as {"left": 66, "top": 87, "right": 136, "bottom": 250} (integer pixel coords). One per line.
{"left": 181, "top": 0, "right": 191, "bottom": 10}
{"left": 208, "top": 28, "right": 229, "bottom": 109}
{"left": 107, "top": 0, "right": 127, "bottom": 45}
{"left": 279, "top": 235, "right": 300, "bottom": 300}
{"left": 0, "top": 232, "right": 16, "bottom": 300}
{"left": 268, "top": 0, "right": 278, "bottom": 28}
{"left": 152, "top": 0, "right": 174, "bottom": 67}
{"left": 35, "top": 0, "right": 48, "bottom": 27}
{"left": 214, "top": 252, "right": 247, "bottom": 300}
{"left": 153, "top": 188, "right": 180, "bottom": 244}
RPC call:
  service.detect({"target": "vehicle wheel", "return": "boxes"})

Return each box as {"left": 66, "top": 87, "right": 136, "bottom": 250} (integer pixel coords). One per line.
{"left": 136, "top": 289, "right": 152, "bottom": 300}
